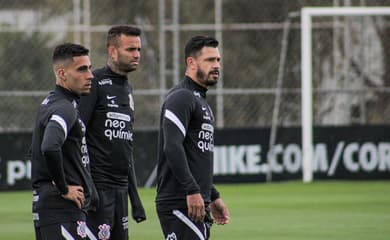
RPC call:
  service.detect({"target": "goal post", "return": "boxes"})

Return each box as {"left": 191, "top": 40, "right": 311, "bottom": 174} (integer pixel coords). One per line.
{"left": 301, "top": 7, "right": 390, "bottom": 183}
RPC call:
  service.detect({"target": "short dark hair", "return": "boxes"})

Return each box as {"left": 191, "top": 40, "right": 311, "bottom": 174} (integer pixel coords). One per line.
{"left": 52, "top": 43, "right": 89, "bottom": 63}
{"left": 107, "top": 25, "right": 141, "bottom": 47}
{"left": 184, "top": 35, "right": 219, "bottom": 63}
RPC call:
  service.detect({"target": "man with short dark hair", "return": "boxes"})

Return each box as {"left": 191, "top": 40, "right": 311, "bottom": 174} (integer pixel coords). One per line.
{"left": 156, "top": 35, "right": 230, "bottom": 240}
{"left": 31, "top": 43, "right": 98, "bottom": 239}
{"left": 79, "top": 25, "right": 146, "bottom": 240}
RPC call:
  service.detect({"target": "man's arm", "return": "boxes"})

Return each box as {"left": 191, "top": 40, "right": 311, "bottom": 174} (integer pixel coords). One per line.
{"left": 163, "top": 120, "right": 205, "bottom": 222}
{"left": 128, "top": 155, "right": 146, "bottom": 223}
{"left": 162, "top": 119, "right": 200, "bottom": 194}
{"left": 41, "top": 121, "right": 68, "bottom": 194}
{"left": 41, "top": 107, "right": 85, "bottom": 208}
{"left": 162, "top": 90, "right": 204, "bottom": 222}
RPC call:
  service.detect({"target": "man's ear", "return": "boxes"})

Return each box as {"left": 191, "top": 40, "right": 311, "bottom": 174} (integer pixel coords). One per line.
{"left": 56, "top": 67, "right": 66, "bottom": 81}
{"left": 186, "top": 57, "right": 196, "bottom": 70}
{"left": 108, "top": 45, "right": 117, "bottom": 60}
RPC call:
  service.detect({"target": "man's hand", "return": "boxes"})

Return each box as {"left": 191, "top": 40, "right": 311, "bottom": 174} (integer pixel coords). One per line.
{"left": 62, "top": 185, "right": 85, "bottom": 209}
{"left": 131, "top": 204, "right": 146, "bottom": 223}
{"left": 186, "top": 193, "right": 205, "bottom": 222}
{"left": 210, "top": 198, "right": 229, "bottom": 225}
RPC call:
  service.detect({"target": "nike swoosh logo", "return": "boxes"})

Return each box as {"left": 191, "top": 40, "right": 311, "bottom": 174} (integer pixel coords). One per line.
{"left": 106, "top": 95, "right": 117, "bottom": 100}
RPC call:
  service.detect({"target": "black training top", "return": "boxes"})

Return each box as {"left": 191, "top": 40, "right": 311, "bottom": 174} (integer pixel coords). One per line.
{"left": 31, "top": 85, "right": 98, "bottom": 223}
{"left": 156, "top": 76, "right": 220, "bottom": 210}
{"left": 79, "top": 66, "right": 135, "bottom": 189}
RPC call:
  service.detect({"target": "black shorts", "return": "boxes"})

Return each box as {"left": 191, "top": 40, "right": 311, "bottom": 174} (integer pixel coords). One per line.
{"left": 35, "top": 221, "right": 89, "bottom": 240}
{"left": 87, "top": 188, "right": 128, "bottom": 240}
{"left": 33, "top": 185, "right": 86, "bottom": 228}
{"left": 157, "top": 208, "right": 212, "bottom": 240}
{"left": 32, "top": 185, "right": 97, "bottom": 239}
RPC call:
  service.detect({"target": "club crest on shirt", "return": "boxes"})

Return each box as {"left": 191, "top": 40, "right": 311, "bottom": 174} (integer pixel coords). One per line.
{"left": 166, "top": 232, "right": 177, "bottom": 240}
{"left": 77, "top": 221, "right": 87, "bottom": 238}
{"left": 98, "top": 224, "right": 111, "bottom": 240}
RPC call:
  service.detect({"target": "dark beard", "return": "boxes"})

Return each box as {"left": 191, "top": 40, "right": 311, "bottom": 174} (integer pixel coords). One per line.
{"left": 118, "top": 61, "right": 136, "bottom": 73}
{"left": 196, "top": 69, "right": 217, "bottom": 86}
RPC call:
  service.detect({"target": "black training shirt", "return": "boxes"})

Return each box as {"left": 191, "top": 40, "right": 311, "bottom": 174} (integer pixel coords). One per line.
{"left": 31, "top": 85, "right": 98, "bottom": 219}
{"left": 79, "top": 66, "right": 135, "bottom": 189}
{"left": 156, "top": 76, "right": 220, "bottom": 210}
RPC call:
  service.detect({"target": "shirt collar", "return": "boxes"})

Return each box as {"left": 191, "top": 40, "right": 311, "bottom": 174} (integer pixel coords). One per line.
{"left": 104, "top": 65, "right": 128, "bottom": 80}
{"left": 55, "top": 85, "right": 80, "bottom": 103}
{"left": 184, "top": 76, "right": 207, "bottom": 98}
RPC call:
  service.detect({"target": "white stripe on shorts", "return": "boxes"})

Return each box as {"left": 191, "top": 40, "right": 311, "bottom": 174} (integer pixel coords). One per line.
{"left": 61, "top": 225, "right": 75, "bottom": 240}
{"left": 85, "top": 225, "right": 98, "bottom": 240}
{"left": 172, "top": 210, "right": 205, "bottom": 240}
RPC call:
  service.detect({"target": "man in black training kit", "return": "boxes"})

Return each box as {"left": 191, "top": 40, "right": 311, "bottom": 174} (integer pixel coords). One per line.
{"left": 79, "top": 25, "right": 146, "bottom": 240}
{"left": 156, "top": 35, "right": 230, "bottom": 240}
{"left": 31, "top": 43, "right": 98, "bottom": 239}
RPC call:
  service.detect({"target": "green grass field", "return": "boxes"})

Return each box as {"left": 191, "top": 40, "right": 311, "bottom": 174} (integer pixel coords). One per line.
{"left": 0, "top": 181, "right": 389, "bottom": 239}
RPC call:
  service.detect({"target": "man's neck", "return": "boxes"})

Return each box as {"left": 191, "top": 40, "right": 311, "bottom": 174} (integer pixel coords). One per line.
{"left": 107, "top": 59, "right": 127, "bottom": 76}
{"left": 55, "top": 84, "right": 80, "bottom": 98}
{"left": 185, "top": 72, "right": 208, "bottom": 89}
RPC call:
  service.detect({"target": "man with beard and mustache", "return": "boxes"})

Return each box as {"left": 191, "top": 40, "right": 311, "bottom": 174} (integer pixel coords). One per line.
{"left": 156, "top": 35, "right": 230, "bottom": 240}
{"left": 79, "top": 25, "right": 146, "bottom": 240}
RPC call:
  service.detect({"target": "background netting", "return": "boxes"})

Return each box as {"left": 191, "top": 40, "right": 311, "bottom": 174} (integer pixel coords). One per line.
{"left": 0, "top": 0, "right": 389, "bottom": 131}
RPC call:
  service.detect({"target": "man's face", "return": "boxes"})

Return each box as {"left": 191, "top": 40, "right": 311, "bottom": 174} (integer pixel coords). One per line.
{"left": 194, "top": 47, "right": 221, "bottom": 86}
{"left": 63, "top": 55, "right": 93, "bottom": 96}
{"left": 110, "top": 34, "right": 141, "bottom": 73}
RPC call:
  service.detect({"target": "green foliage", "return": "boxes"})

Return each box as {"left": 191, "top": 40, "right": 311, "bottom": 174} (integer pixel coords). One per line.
{"left": 0, "top": 181, "right": 389, "bottom": 240}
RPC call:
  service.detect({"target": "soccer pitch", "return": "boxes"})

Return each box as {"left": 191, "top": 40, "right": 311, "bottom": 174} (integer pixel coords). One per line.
{"left": 0, "top": 181, "right": 389, "bottom": 240}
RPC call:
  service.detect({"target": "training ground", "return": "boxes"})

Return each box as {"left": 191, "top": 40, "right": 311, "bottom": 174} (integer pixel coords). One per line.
{"left": 0, "top": 181, "right": 389, "bottom": 240}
